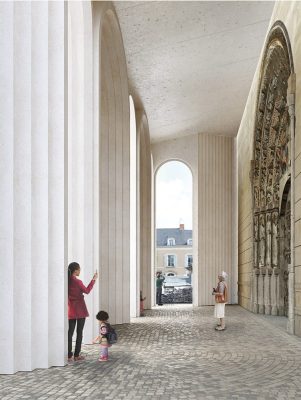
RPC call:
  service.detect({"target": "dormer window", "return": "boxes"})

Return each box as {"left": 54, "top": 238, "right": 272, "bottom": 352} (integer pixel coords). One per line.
{"left": 167, "top": 237, "right": 175, "bottom": 246}
{"left": 187, "top": 238, "right": 192, "bottom": 246}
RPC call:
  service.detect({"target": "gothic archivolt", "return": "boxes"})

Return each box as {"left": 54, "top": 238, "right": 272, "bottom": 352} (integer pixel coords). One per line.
{"left": 252, "top": 26, "right": 293, "bottom": 316}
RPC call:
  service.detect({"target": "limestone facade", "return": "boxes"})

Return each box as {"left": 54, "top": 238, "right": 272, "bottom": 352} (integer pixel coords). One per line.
{"left": 237, "top": 1, "right": 301, "bottom": 335}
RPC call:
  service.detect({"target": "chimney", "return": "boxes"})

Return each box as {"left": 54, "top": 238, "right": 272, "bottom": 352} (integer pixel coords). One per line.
{"left": 179, "top": 223, "right": 184, "bottom": 230}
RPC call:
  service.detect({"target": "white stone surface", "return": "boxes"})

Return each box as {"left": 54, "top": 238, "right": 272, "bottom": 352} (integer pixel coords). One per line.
{"left": 93, "top": 2, "right": 131, "bottom": 325}
{"left": 0, "top": 1, "right": 67, "bottom": 374}
{"left": 0, "top": 2, "right": 14, "bottom": 375}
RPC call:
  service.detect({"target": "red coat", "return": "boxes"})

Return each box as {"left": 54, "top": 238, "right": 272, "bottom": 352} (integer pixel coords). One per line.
{"left": 68, "top": 275, "right": 95, "bottom": 319}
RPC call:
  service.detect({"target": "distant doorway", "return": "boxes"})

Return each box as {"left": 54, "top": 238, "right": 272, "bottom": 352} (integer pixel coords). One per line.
{"left": 155, "top": 161, "right": 193, "bottom": 305}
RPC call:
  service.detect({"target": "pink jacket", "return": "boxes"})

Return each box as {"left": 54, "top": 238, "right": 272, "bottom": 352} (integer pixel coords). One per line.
{"left": 68, "top": 276, "right": 95, "bottom": 319}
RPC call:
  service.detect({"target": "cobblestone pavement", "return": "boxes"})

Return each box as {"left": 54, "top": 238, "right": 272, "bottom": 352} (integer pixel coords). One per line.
{"left": 1, "top": 305, "right": 301, "bottom": 399}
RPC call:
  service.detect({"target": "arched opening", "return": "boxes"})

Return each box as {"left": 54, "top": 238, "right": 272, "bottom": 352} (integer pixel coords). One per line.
{"left": 155, "top": 160, "right": 193, "bottom": 305}
{"left": 251, "top": 22, "right": 294, "bottom": 317}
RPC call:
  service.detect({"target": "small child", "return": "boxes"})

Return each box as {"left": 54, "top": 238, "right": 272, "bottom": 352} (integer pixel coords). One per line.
{"left": 93, "top": 310, "right": 110, "bottom": 362}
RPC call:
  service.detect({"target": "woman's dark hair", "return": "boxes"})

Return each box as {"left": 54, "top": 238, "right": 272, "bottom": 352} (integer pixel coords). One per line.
{"left": 96, "top": 310, "right": 109, "bottom": 321}
{"left": 68, "top": 262, "right": 80, "bottom": 283}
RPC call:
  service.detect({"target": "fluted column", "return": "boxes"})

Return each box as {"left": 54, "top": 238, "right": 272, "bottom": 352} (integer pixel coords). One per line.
{"left": 0, "top": 1, "right": 67, "bottom": 374}
{"left": 137, "top": 112, "right": 152, "bottom": 312}
{"left": 93, "top": 2, "right": 131, "bottom": 325}
{"left": 0, "top": 2, "right": 14, "bottom": 375}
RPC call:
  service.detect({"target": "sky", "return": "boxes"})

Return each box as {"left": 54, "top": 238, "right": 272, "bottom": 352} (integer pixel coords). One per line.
{"left": 156, "top": 161, "right": 192, "bottom": 229}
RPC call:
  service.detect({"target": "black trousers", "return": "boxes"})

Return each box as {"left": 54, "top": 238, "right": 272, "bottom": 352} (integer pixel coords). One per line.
{"left": 68, "top": 318, "right": 86, "bottom": 358}
{"left": 156, "top": 287, "right": 163, "bottom": 305}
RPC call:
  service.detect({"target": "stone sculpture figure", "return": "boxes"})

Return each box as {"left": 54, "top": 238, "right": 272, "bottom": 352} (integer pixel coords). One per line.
{"left": 272, "top": 211, "right": 278, "bottom": 266}
{"left": 266, "top": 213, "right": 272, "bottom": 266}
{"left": 259, "top": 214, "right": 266, "bottom": 266}
{"left": 254, "top": 216, "right": 259, "bottom": 267}
{"left": 254, "top": 187, "right": 259, "bottom": 208}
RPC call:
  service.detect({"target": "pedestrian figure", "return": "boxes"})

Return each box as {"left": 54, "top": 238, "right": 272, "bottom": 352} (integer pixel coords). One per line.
{"left": 212, "top": 271, "right": 228, "bottom": 331}
{"left": 94, "top": 310, "right": 111, "bottom": 362}
{"left": 140, "top": 291, "right": 146, "bottom": 316}
{"left": 68, "top": 262, "right": 98, "bottom": 361}
{"left": 156, "top": 271, "right": 165, "bottom": 305}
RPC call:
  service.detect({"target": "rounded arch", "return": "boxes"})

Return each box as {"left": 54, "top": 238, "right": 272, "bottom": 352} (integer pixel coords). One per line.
{"left": 154, "top": 158, "right": 194, "bottom": 182}
{"left": 251, "top": 20, "right": 294, "bottom": 317}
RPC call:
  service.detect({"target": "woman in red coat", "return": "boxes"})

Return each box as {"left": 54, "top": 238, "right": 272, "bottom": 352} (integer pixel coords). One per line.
{"left": 68, "top": 262, "right": 98, "bottom": 361}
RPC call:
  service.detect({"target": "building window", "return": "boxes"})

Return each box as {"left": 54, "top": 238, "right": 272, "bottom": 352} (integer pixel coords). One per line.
{"left": 187, "top": 238, "right": 192, "bottom": 246}
{"left": 167, "top": 237, "right": 175, "bottom": 246}
{"left": 166, "top": 272, "right": 176, "bottom": 277}
{"left": 166, "top": 254, "right": 176, "bottom": 267}
{"left": 186, "top": 254, "right": 193, "bottom": 267}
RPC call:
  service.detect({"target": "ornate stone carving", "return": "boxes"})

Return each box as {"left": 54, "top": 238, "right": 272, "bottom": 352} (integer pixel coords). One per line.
{"left": 266, "top": 213, "right": 272, "bottom": 266}
{"left": 259, "top": 214, "right": 266, "bottom": 266}
{"left": 251, "top": 25, "right": 292, "bottom": 316}
{"left": 253, "top": 215, "right": 259, "bottom": 267}
{"left": 272, "top": 211, "right": 278, "bottom": 266}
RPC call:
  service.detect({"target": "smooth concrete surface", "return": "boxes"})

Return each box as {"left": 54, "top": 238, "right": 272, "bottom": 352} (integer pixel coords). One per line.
{"left": 114, "top": 1, "right": 274, "bottom": 142}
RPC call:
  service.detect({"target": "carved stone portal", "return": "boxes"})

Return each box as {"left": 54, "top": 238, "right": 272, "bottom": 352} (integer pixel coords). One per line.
{"left": 251, "top": 26, "right": 292, "bottom": 316}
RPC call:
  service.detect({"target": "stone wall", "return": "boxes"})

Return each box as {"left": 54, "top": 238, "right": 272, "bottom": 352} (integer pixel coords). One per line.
{"left": 237, "top": 1, "right": 301, "bottom": 335}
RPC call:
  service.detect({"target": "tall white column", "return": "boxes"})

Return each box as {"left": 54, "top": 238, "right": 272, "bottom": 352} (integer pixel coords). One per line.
{"left": 0, "top": 2, "right": 14, "bottom": 375}
{"left": 0, "top": 1, "right": 67, "bottom": 374}
{"left": 13, "top": 1, "right": 32, "bottom": 372}
{"left": 95, "top": 4, "right": 131, "bottom": 325}
{"left": 31, "top": 1, "right": 49, "bottom": 369}
{"left": 48, "top": 1, "right": 68, "bottom": 366}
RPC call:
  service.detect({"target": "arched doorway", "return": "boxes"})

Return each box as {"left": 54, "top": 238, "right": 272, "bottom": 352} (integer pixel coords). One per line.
{"left": 155, "top": 160, "right": 193, "bottom": 305}
{"left": 251, "top": 22, "right": 294, "bottom": 318}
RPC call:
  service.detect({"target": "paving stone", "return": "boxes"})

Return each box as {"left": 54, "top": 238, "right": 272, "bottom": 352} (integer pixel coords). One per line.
{"left": 1, "top": 305, "right": 301, "bottom": 399}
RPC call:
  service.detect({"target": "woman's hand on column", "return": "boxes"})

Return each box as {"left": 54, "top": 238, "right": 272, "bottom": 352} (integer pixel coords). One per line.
{"left": 93, "top": 271, "right": 98, "bottom": 281}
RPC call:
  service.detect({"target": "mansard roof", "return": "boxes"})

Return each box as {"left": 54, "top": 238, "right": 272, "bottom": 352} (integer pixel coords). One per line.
{"left": 156, "top": 228, "right": 192, "bottom": 246}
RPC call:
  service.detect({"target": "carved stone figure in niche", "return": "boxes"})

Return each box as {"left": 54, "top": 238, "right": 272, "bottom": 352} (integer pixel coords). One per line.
{"left": 272, "top": 211, "right": 278, "bottom": 266}
{"left": 267, "top": 168, "right": 274, "bottom": 188}
{"left": 269, "top": 128, "right": 277, "bottom": 146}
{"left": 254, "top": 186, "right": 259, "bottom": 208}
{"left": 267, "top": 91, "right": 275, "bottom": 111}
{"left": 264, "top": 112, "right": 272, "bottom": 130}
{"left": 259, "top": 92, "right": 266, "bottom": 112}
{"left": 260, "top": 188, "right": 266, "bottom": 208}
{"left": 259, "top": 214, "right": 266, "bottom": 266}
{"left": 271, "top": 75, "right": 278, "bottom": 89}
{"left": 260, "top": 169, "right": 267, "bottom": 188}
{"left": 273, "top": 183, "right": 280, "bottom": 206}
{"left": 283, "top": 270, "right": 289, "bottom": 316}
{"left": 253, "top": 215, "right": 259, "bottom": 267}
{"left": 275, "top": 95, "right": 286, "bottom": 112}
{"left": 271, "top": 109, "right": 280, "bottom": 129}
{"left": 284, "top": 196, "right": 291, "bottom": 264}
{"left": 266, "top": 213, "right": 272, "bottom": 266}
{"left": 266, "top": 190, "right": 273, "bottom": 207}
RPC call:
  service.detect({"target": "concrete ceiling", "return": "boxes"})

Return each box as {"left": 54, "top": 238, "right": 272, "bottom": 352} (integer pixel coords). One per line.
{"left": 113, "top": 1, "right": 275, "bottom": 143}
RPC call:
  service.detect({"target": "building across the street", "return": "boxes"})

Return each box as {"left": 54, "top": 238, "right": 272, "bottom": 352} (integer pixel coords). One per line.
{"left": 156, "top": 224, "right": 193, "bottom": 279}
